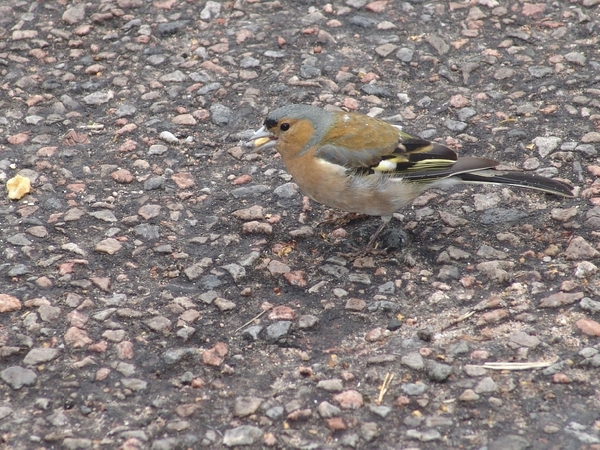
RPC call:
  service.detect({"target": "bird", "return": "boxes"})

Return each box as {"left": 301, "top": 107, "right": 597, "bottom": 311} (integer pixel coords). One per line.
{"left": 248, "top": 104, "right": 574, "bottom": 250}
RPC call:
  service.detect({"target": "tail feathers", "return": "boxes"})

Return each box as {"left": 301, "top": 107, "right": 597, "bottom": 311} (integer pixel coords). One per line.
{"left": 458, "top": 169, "right": 574, "bottom": 197}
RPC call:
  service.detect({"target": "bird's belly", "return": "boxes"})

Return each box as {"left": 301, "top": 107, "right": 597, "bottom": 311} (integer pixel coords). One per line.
{"left": 295, "top": 171, "right": 425, "bottom": 217}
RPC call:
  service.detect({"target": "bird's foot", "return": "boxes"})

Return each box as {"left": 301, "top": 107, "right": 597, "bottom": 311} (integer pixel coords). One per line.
{"left": 337, "top": 228, "right": 409, "bottom": 259}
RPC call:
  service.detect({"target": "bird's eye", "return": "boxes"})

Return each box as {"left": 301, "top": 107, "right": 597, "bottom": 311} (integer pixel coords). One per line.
{"left": 280, "top": 123, "right": 290, "bottom": 131}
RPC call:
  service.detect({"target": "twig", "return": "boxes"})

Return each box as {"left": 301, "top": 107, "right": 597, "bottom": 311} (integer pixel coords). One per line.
{"left": 234, "top": 309, "right": 269, "bottom": 333}
{"left": 376, "top": 372, "right": 394, "bottom": 405}
{"left": 441, "top": 310, "right": 475, "bottom": 331}
{"left": 473, "top": 359, "right": 557, "bottom": 371}
{"left": 77, "top": 123, "right": 105, "bottom": 130}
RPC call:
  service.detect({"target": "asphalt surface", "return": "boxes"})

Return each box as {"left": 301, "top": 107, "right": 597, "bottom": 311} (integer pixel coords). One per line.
{"left": 1, "top": 0, "right": 600, "bottom": 449}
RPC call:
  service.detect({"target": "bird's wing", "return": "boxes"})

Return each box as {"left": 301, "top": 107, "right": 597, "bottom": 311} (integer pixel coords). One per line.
{"left": 313, "top": 112, "right": 481, "bottom": 177}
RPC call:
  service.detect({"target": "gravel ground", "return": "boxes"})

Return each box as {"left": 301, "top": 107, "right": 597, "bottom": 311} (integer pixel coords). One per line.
{"left": 1, "top": 0, "right": 600, "bottom": 449}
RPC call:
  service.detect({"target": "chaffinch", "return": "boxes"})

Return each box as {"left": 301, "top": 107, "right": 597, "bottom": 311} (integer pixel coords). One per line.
{"left": 249, "top": 104, "right": 574, "bottom": 248}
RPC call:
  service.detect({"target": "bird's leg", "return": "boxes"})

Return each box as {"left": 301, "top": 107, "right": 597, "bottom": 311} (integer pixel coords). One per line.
{"left": 338, "top": 216, "right": 392, "bottom": 258}
{"left": 364, "top": 216, "right": 392, "bottom": 251}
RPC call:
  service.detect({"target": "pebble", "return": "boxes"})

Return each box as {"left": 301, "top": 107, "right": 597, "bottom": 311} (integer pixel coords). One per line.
{"left": 401, "top": 382, "right": 428, "bottom": 396}
{"left": 464, "top": 365, "right": 487, "bottom": 377}
{"left": 564, "top": 236, "right": 599, "bottom": 260}
{"left": 459, "top": 389, "right": 480, "bottom": 402}
{"left": 22, "top": 348, "right": 60, "bottom": 365}
{"left": 575, "top": 261, "right": 598, "bottom": 278}
{"left": 580, "top": 297, "right": 600, "bottom": 314}
{"left": 575, "top": 318, "right": 600, "bottom": 337}
{"left": 509, "top": 331, "right": 540, "bottom": 349}
{"left": 221, "top": 264, "right": 246, "bottom": 282}
{"left": 401, "top": 352, "right": 424, "bottom": 371}
{"left": 222, "top": 425, "right": 262, "bottom": 447}
{"left": 474, "top": 376, "right": 498, "bottom": 394}
{"left": 234, "top": 396, "right": 263, "bottom": 417}
{"left": 297, "top": 315, "right": 319, "bottom": 329}
{"left": 444, "top": 119, "right": 467, "bottom": 132}
{"left": 406, "top": 429, "right": 442, "bottom": 442}
{"left": 332, "top": 390, "right": 364, "bottom": 409}
{"left": 1, "top": 366, "right": 38, "bottom": 389}
{"left": 316, "top": 401, "right": 341, "bottom": 419}
{"left": 273, "top": 182, "right": 299, "bottom": 198}
{"left": 0, "top": 294, "right": 22, "bottom": 313}
{"left": 425, "top": 361, "right": 453, "bottom": 382}
{"left": 265, "top": 321, "right": 292, "bottom": 341}
{"left": 396, "top": 47, "right": 414, "bottom": 62}
{"left": 317, "top": 379, "right": 344, "bottom": 391}
{"left": 539, "top": 292, "right": 584, "bottom": 308}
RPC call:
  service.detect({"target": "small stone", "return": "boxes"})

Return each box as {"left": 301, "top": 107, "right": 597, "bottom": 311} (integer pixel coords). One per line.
{"left": 401, "top": 352, "right": 424, "bottom": 371}
{"left": 0, "top": 366, "right": 37, "bottom": 389}
{"left": 509, "top": 331, "right": 540, "bottom": 348}
{"left": 0, "top": 294, "right": 22, "bottom": 313}
{"left": 427, "top": 33, "right": 449, "bottom": 55}
{"left": 267, "top": 260, "right": 290, "bottom": 274}
{"left": 533, "top": 136, "right": 561, "bottom": 157}
{"left": 222, "top": 425, "right": 262, "bottom": 447}
{"left": 581, "top": 297, "right": 600, "bottom": 314}
{"left": 458, "top": 389, "right": 480, "bottom": 402}
{"left": 564, "top": 237, "right": 599, "bottom": 260}
{"left": 234, "top": 396, "right": 263, "bottom": 417}
{"left": 121, "top": 378, "right": 147, "bottom": 391}
{"left": 494, "top": 67, "right": 515, "bottom": 80}
{"left": 464, "top": 365, "right": 487, "bottom": 377}
{"left": 474, "top": 376, "right": 498, "bottom": 394}
{"left": 64, "top": 327, "right": 93, "bottom": 348}
{"left": 345, "top": 298, "right": 366, "bottom": 311}
{"left": 298, "top": 315, "right": 319, "bottom": 329}
{"left": 232, "top": 205, "right": 264, "bottom": 221}
{"left": 551, "top": 207, "right": 578, "bottom": 222}
{"left": 406, "top": 429, "right": 442, "bottom": 442}
{"left": 273, "top": 182, "right": 299, "bottom": 198}
{"left": 528, "top": 66, "right": 553, "bottom": 78}
{"left": 539, "top": 292, "right": 584, "bottom": 308}
{"left": 575, "top": 261, "right": 598, "bottom": 278}
{"left": 242, "top": 221, "right": 273, "bottom": 235}
{"left": 326, "top": 417, "right": 346, "bottom": 431}
{"left": 23, "top": 348, "right": 60, "bottom": 365}
{"left": 317, "top": 379, "right": 344, "bottom": 392}
{"left": 375, "top": 43, "right": 398, "bottom": 57}
{"left": 214, "top": 298, "right": 236, "bottom": 312}
{"left": 144, "top": 316, "right": 172, "bottom": 332}
{"left": 95, "top": 238, "right": 122, "bottom": 254}
{"left": 332, "top": 390, "right": 364, "bottom": 409}
{"left": 365, "top": 327, "right": 383, "bottom": 342}
{"left": 396, "top": 47, "right": 414, "bottom": 62}
{"left": 425, "top": 361, "right": 453, "bottom": 382}
{"left": 316, "top": 400, "right": 341, "bottom": 418}
{"left": 265, "top": 321, "right": 292, "bottom": 340}
{"left": 221, "top": 263, "right": 246, "bottom": 282}
{"left": 401, "top": 382, "right": 428, "bottom": 396}
{"left": 268, "top": 306, "right": 295, "bottom": 321}
{"left": 111, "top": 169, "right": 134, "bottom": 184}
{"left": 564, "top": 52, "right": 587, "bottom": 66}
{"left": 576, "top": 318, "right": 600, "bottom": 337}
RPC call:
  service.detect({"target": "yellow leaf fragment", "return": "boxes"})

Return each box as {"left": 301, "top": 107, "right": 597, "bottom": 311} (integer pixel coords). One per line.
{"left": 6, "top": 174, "right": 31, "bottom": 200}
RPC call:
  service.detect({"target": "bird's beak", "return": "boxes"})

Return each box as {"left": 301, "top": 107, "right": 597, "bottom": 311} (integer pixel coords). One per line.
{"left": 247, "top": 126, "right": 278, "bottom": 150}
